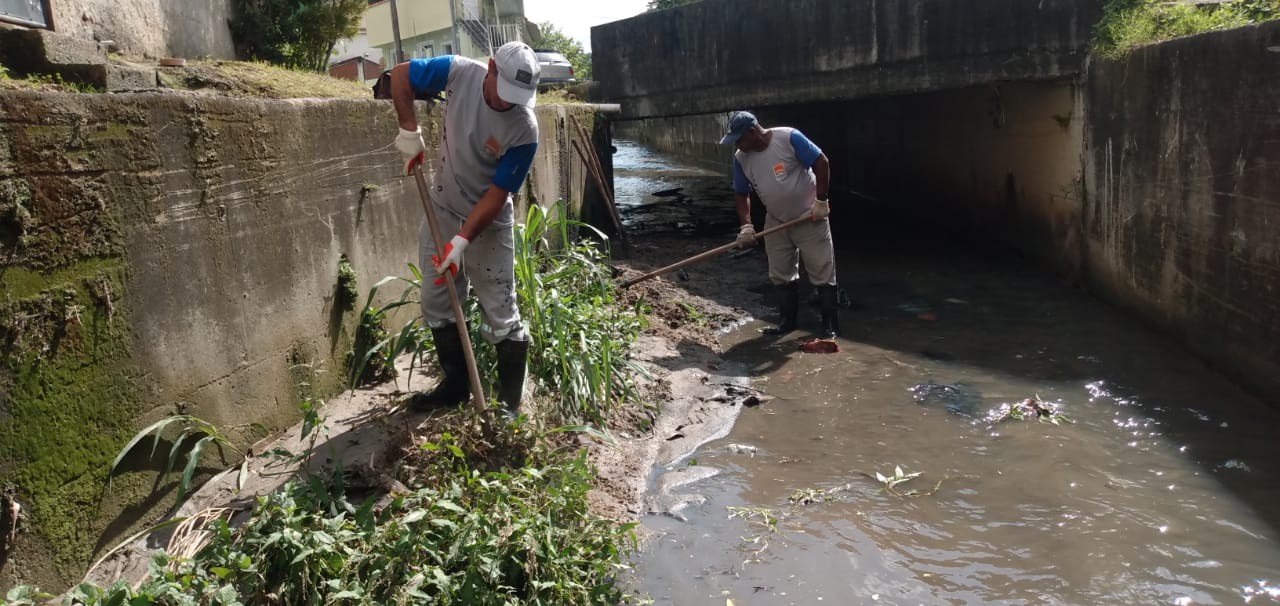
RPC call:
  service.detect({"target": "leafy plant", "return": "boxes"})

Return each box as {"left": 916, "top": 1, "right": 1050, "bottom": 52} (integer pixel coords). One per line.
{"left": 228, "top": 0, "right": 366, "bottom": 72}
{"left": 725, "top": 506, "right": 781, "bottom": 565}
{"left": 872, "top": 465, "right": 943, "bottom": 498}
{"left": 108, "top": 415, "right": 247, "bottom": 508}
{"left": 346, "top": 270, "right": 427, "bottom": 388}
{"left": 335, "top": 254, "right": 359, "bottom": 310}
{"left": 26, "top": 442, "right": 636, "bottom": 605}
{"left": 1093, "top": 0, "right": 1280, "bottom": 58}
{"left": 512, "top": 201, "right": 647, "bottom": 425}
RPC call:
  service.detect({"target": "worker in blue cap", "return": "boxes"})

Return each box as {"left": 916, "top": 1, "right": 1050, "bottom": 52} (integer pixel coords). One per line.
{"left": 720, "top": 111, "right": 839, "bottom": 340}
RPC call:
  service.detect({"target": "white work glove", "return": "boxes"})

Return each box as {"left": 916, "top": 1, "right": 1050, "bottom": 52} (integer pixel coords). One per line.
{"left": 736, "top": 223, "right": 757, "bottom": 248}
{"left": 431, "top": 234, "right": 469, "bottom": 285}
{"left": 394, "top": 127, "right": 426, "bottom": 175}
{"left": 811, "top": 198, "right": 830, "bottom": 221}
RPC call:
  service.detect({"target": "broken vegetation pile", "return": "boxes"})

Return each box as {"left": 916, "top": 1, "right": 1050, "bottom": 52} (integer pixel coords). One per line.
{"left": 8, "top": 422, "right": 636, "bottom": 605}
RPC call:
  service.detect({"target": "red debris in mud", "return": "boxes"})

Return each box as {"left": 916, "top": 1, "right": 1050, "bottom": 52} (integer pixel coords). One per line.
{"left": 799, "top": 339, "right": 840, "bottom": 353}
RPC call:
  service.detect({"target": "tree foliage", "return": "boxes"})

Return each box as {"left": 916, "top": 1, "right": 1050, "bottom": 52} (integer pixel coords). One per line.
{"left": 229, "top": 0, "right": 366, "bottom": 73}
{"left": 647, "top": 0, "right": 699, "bottom": 11}
{"left": 535, "top": 21, "right": 591, "bottom": 81}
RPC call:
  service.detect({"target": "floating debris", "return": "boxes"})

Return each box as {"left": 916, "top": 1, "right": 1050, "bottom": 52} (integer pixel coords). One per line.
{"left": 799, "top": 338, "right": 840, "bottom": 353}
{"left": 910, "top": 382, "right": 981, "bottom": 416}
{"left": 788, "top": 483, "right": 855, "bottom": 506}
{"left": 727, "top": 443, "right": 759, "bottom": 456}
{"left": 871, "top": 465, "right": 943, "bottom": 498}
{"left": 1242, "top": 579, "right": 1280, "bottom": 603}
{"left": 1219, "top": 459, "right": 1252, "bottom": 472}
{"left": 983, "top": 396, "right": 1073, "bottom": 425}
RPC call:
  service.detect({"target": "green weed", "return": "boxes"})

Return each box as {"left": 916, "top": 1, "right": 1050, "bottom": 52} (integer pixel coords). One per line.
{"left": 873, "top": 465, "right": 943, "bottom": 498}
{"left": 1094, "top": 0, "right": 1280, "bottom": 58}
{"left": 107, "top": 415, "right": 247, "bottom": 509}
{"left": 512, "top": 201, "right": 647, "bottom": 425}
{"left": 23, "top": 442, "right": 634, "bottom": 604}
{"left": 335, "top": 255, "right": 359, "bottom": 310}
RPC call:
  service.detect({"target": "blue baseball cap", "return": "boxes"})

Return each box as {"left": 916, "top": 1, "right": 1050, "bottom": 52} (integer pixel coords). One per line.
{"left": 719, "top": 111, "right": 758, "bottom": 145}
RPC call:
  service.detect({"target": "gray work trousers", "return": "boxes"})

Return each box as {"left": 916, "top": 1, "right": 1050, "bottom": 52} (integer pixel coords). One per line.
{"left": 418, "top": 209, "right": 527, "bottom": 344}
{"left": 763, "top": 214, "right": 837, "bottom": 286}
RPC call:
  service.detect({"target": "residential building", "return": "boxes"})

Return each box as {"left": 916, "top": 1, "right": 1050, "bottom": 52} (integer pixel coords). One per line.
{"left": 329, "top": 10, "right": 383, "bottom": 83}
{"left": 365, "top": 0, "right": 532, "bottom": 67}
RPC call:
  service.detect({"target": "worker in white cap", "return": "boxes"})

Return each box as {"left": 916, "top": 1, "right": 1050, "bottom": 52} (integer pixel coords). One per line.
{"left": 374, "top": 41, "right": 541, "bottom": 416}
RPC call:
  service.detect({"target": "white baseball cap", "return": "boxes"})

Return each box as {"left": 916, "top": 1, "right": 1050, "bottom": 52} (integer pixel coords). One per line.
{"left": 494, "top": 41, "right": 540, "bottom": 108}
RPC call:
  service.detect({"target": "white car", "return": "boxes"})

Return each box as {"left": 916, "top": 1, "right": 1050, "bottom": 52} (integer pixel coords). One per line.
{"left": 534, "top": 49, "right": 575, "bottom": 83}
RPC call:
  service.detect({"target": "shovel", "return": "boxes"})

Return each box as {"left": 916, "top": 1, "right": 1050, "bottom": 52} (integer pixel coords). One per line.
{"left": 621, "top": 214, "right": 812, "bottom": 288}
{"left": 410, "top": 165, "right": 486, "bottom": 412}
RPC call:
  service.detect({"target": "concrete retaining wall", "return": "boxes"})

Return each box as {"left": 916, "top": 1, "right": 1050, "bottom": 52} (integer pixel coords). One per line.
{"left": 49, "top": 0, "right": 235, "bottom": 59}
{"left": 0, "top": 91, "right": 593, "bottom": 589}
{"left": 1082, "top": 21, "right": 1280, "bottom": 398}
{"left": 592, "top": 0, "right": 1099, "bottom": 119}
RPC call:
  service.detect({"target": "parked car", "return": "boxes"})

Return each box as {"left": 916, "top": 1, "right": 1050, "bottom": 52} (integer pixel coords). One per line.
{"left": 534, "top": 49, "right": 575, "bottom": 83}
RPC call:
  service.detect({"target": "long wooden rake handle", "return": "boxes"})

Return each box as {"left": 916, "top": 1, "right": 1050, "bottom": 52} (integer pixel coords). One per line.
{"left": 621, "top": 214, "right": 812, "bottom": 288}
{"left": 411, "top": 166, "right": 486, "bottom": 412}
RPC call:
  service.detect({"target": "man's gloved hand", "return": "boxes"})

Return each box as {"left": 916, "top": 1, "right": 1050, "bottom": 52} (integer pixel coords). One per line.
{"left": 736, "top": 224, "right": 757, "bottom": 248}
{"left": 431, "top": 234, "right": 469, "bottom": 285}
{"left": 395, "top": 127, "right": 426, "bottom": 175}
{"left": 812, "top": 199, "right": 830, "bottom": 221}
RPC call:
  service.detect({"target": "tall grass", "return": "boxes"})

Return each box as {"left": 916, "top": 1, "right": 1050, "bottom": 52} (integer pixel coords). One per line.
{"left": 1094, "top": 0, "right": 1280, "bottom": 58}
{"left": 350, "top": 201, "right": 646, "bottom": 426}
{"left": 511, "top": 202, "right": 646, "bottom": 425}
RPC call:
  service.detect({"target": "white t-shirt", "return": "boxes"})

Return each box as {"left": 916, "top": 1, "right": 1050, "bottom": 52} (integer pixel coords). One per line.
{"left": 732, "top": 127, "right": 821, "bottom": 222}
{"left": 409, "top": 56, "right": 539, "bottom": 227}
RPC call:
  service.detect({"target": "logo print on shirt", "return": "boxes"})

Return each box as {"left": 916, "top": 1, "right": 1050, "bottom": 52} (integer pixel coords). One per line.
{"left": 484, "top": 135, "right": 502, "bottom": 158}
{"left": 773, "top": 163, "right": 787, "bottom": 181}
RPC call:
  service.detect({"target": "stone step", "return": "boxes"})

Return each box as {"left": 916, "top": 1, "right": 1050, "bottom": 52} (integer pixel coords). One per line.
{"left": 0, "top": 27, "right": 156, "bottom": 91}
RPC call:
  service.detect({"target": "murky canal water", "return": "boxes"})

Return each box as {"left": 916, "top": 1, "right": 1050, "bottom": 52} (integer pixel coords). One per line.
{"left": 616, "top": 139, "right": 1280, "bottom": 605}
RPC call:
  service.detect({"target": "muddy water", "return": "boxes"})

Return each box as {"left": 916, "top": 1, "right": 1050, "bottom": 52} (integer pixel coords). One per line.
{"left": 617, "top": 139, "right": 1280, "bottom": 605}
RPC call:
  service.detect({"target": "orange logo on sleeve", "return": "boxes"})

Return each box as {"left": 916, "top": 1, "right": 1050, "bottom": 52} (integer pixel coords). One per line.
{"left": 484, "top": 135, "right": 502, "bottom": 158}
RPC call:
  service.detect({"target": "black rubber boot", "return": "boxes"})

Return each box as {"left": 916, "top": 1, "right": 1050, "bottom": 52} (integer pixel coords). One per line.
{"left": 409, "top": 325, "right": 471, "bottom": 411}
{"left": 763, "top": 281, "right": 800, "bottom": 336}
{"left": 818, "top": 285, "right": 841, "bottom": 340}
{"left": 495, "top": 338, "right": 530, "bottom": 417}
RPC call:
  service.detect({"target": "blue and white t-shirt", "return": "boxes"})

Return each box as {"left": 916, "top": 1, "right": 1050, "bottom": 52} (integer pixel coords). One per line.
{"left": 732, "top": 127, "right": 822, "bottom": 222}
{"left": 409, "top": 55, "right": 538, "bottom": 227}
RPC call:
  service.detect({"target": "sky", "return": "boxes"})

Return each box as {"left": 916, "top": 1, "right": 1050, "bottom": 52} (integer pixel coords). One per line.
{"left": 523, "top": 0, "right": 649, "bottom": 52}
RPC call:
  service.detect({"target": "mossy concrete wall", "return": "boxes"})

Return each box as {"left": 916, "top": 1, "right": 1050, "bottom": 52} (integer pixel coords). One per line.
{"left": 0, "top": 90, "right": 593, "bottom": 590}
